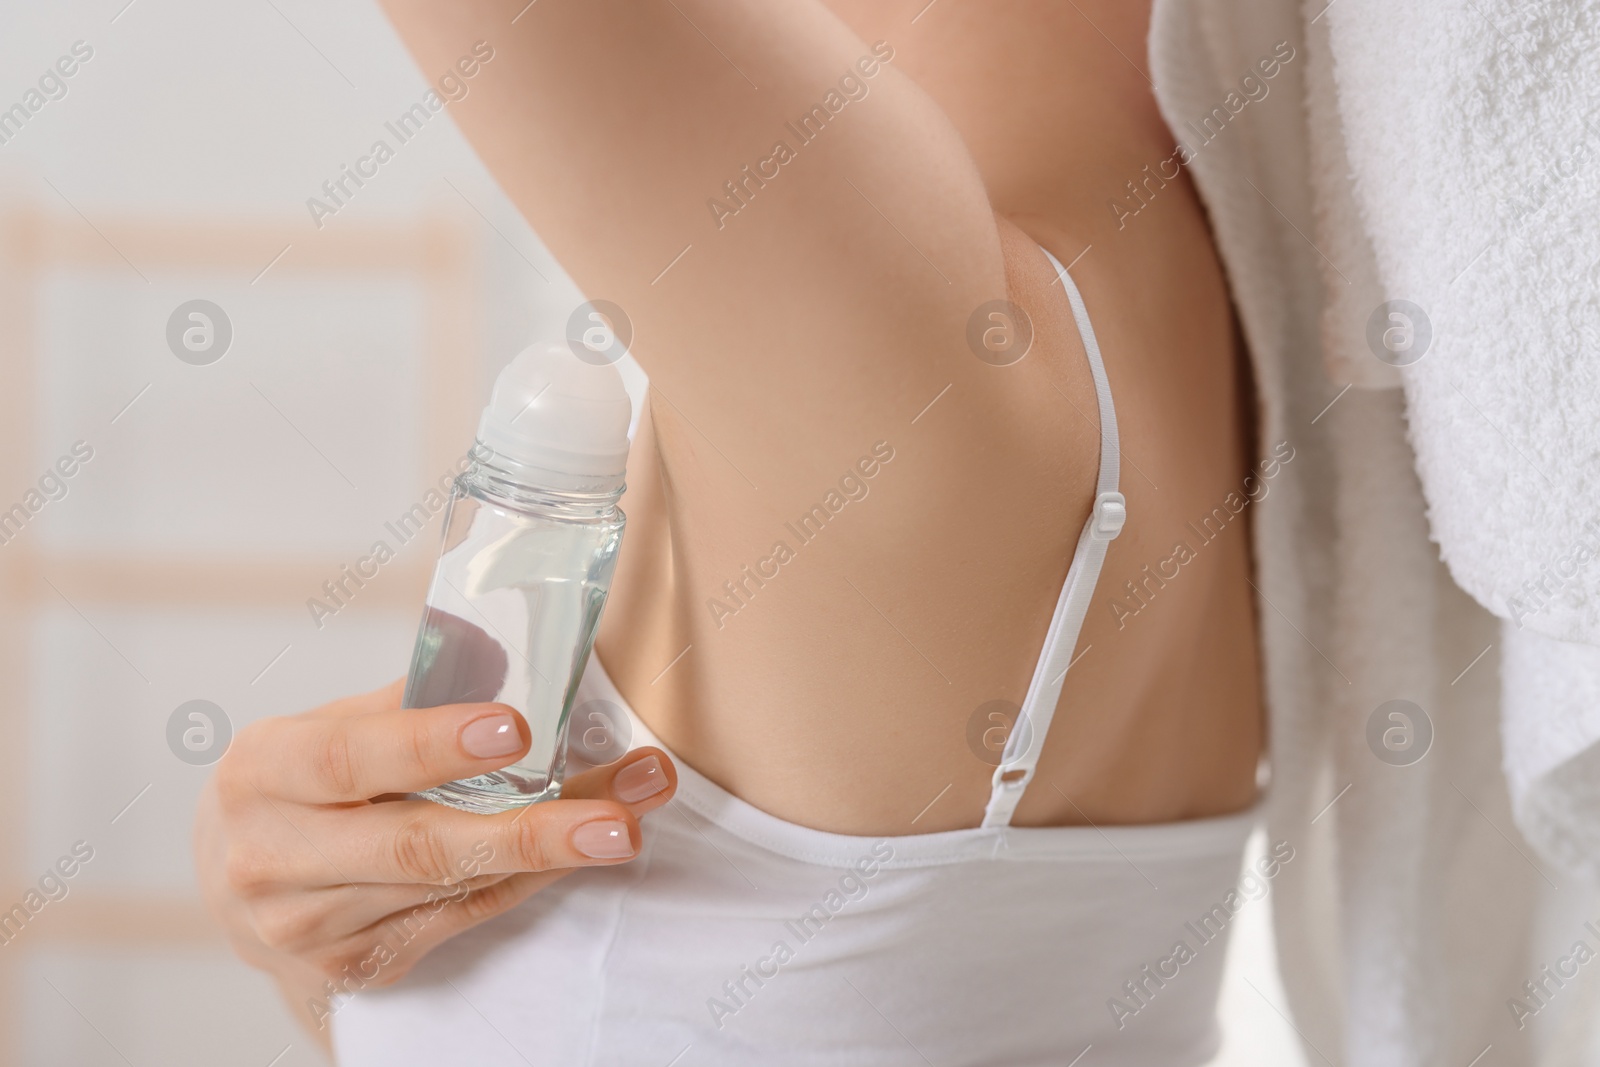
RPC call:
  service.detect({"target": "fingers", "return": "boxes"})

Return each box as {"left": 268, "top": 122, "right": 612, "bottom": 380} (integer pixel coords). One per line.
{"left": 240, "top": 742, "right": 678, "bottom": 953}
{"left": 256, "top": 793, "right": 643, "bottom": 888}
{"left": 561, "top": 748, "right": 677, "bottom": 809}
{"left": 350, "top": 747, "right": 682, "bottom": 882}
{"left": 236, "top": 748, "right": 678, "bottom": 948}
{"left": 236, "top": 702, "right": 531, "bottom": 804}
{"left": 318, "top": 793, "right": 649, "bottom": 883}
{"left": 214, "top": 684, "right": 685, "bottom": 998}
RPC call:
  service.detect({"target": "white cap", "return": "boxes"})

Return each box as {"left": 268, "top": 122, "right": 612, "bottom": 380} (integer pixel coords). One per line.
{"left": 475, "top": 343, "right": 632, "bottom": 492}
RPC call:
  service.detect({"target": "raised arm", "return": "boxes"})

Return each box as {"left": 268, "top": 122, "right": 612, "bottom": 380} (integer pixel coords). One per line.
{"left": 378, "top": 0, "right": 1022, "bottom": 490}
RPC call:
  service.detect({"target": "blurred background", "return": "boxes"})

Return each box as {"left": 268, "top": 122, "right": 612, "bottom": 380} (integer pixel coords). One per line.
{"left": 0, "top": 2, "right": 1307, "bottom": 1064}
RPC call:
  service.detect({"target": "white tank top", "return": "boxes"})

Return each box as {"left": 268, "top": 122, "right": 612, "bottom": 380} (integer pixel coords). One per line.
{"left": 333, "top": 247, "right": 1259, "bottom": 1067}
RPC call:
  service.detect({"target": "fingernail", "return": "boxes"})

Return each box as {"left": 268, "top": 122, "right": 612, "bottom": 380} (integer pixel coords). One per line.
{"left": 573, "top": 819, "right": 635, "bottom": 859}
{"left": 461, "top": 713, "right": 522, "bottom": 759}
{"left": 613, "top": 755, "right": 668, "bottom": 804}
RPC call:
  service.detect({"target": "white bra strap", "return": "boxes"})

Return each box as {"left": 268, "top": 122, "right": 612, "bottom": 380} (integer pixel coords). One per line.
{"left": 981, "top": 246, "right": 1125, "bottom": 829}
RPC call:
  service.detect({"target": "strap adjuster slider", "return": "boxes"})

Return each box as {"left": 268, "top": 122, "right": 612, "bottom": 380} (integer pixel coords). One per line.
{"left": 1091, "top": 491, "right": 1127, "bottom": 541}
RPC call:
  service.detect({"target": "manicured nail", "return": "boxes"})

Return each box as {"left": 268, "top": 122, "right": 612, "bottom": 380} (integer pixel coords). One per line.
{"left": 573, "top": 819, "right": 635, "bottom": 859}
{"left": 613, "top": 755, "right": 668, "bottom": 803}
{"left": 461, "top": 713, "right": 522, "bottom": 759}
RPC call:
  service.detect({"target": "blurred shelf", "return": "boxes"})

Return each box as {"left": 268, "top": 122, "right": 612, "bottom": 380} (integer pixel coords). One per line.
{"left": 1, "top": 552, "right": 431, "bottom": 609}
{"left": 0, "top": 893, "right": 223, "bottom": 948}
{"left": 0, "top": 208, "right": 470, "bottom": 275}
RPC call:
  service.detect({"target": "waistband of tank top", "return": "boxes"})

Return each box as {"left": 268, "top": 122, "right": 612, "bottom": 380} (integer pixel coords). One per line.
{"left": 579, "top": 655, "right": 1263, "bottom": 871}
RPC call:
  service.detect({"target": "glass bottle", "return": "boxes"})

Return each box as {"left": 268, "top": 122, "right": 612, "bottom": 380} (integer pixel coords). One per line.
{"left": 403, "top": 343, "right": 630, "bottom": 813}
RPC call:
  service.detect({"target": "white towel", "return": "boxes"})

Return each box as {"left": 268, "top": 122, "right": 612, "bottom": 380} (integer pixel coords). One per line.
{"left": 1148, "top": 0, "right": 1600, "bottom": 1061}
{"left": 1312, "top": 0, "right": 1600, "bottom": 886}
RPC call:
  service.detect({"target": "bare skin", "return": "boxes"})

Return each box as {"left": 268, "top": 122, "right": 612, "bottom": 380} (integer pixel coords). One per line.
{"left": 379, "top": 0, "right": 1263, "bottom": 832}
{"left": 199, "top": 0, "right": 1264, "bottom": 1048}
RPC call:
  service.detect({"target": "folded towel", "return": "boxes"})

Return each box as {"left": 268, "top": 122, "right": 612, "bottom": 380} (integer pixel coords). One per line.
{"left": 1320, "top": 0, "right": 1600, "bottom": 645}
{"left": 1314, "top": 0, "right": 1600, "bottom": 896}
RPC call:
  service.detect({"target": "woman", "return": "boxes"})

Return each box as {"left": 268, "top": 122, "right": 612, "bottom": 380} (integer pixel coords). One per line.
{"left": 196, "top": 1, "right": 1264, "bottom": 1062}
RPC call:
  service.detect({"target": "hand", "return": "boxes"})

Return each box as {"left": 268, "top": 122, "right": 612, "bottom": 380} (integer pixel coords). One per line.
{"left": 193, "top": 678, "right": 676, "bottom": 1047}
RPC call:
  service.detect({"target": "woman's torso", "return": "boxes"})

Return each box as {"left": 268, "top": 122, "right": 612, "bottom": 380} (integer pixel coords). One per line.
{"left": 595, "top": 0, "right": 1263, "bottom": 835}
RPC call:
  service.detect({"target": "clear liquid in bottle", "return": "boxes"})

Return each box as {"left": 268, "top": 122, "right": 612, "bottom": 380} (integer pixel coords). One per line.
{"left": 402, "top": 343, "right": 631, "bottom": 813}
